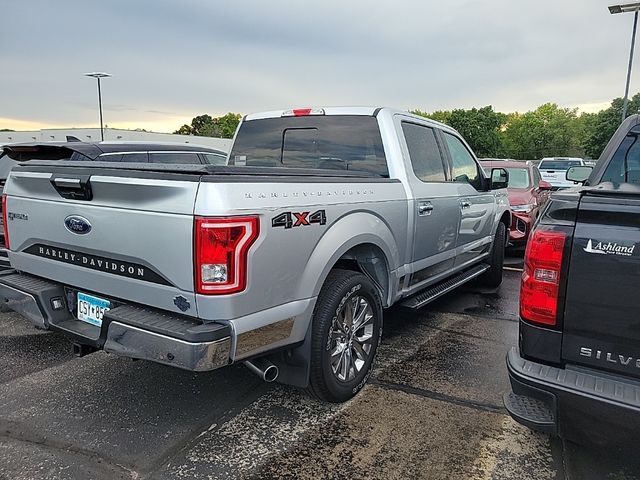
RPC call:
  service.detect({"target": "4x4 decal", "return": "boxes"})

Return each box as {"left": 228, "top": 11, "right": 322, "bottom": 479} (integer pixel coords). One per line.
{"left": 272, "top": 210, "right": 327, "bottom": 229}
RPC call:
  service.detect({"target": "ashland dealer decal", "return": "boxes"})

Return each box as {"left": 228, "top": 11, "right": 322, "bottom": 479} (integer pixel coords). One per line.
{"left": 24, "top": 244, "right": 171, "bottom": 286}
{"left": 583, "top": 239, "right": 636, "bottom": 257}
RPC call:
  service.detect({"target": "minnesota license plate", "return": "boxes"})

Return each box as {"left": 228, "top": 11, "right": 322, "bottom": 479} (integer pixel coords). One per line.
{"left": 77, "top": 292, "right": 110, "bottom": 327}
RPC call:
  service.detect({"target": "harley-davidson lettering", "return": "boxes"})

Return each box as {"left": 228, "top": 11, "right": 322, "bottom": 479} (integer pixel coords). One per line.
{"left": 24, "top": 244, "right": 171, "bottom": 286}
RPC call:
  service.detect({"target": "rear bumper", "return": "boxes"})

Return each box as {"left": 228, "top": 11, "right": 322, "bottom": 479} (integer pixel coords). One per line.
{"left": 505, "top": 348, "right": 640, "bottom": 446}
{"left": 0, "top": 271, "right": 231, "bottom": 371}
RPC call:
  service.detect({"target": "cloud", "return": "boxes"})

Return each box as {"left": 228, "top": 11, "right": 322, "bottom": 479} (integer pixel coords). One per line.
{"left": 0, "top": 0, "right": 633, "bottom": 132}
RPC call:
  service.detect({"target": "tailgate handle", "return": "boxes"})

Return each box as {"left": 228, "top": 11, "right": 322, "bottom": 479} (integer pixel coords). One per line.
{"left": 50, "top": 175, "right": 93, "bottom": 201}
{"left": 54, "top": 178, "right": 82, "bottom": 189}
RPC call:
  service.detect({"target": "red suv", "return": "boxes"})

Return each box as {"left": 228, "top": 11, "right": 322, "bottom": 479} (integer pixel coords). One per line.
{"left": 480, "top": 160, "right": 552, "bottom": 247}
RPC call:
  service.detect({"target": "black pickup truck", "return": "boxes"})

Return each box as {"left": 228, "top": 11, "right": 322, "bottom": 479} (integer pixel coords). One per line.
{"left": 505, "top": 115, "right": 640, "bottom": 446}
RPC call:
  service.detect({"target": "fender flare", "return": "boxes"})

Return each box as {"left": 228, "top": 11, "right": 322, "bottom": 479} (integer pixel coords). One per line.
{"left": 295, "top": 211, "right": 400, "bottom": 306}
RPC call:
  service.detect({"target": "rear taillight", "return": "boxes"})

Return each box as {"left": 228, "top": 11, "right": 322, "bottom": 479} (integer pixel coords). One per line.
{"left": 1, "top": 194, "right": 9, "bottom": 250}
{"left": 520, "top": 228, "right": 567, "bottom": 326}
{"left": 194, "top": 216, "right": 259, "bottom": 295}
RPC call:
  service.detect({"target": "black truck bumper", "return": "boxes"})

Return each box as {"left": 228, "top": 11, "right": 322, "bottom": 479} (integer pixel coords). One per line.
{"left": 0, "top": 271, "right": 232, "bottom": 371}
{"left": 505, "top": 348, "right": 640, "bottom": 446}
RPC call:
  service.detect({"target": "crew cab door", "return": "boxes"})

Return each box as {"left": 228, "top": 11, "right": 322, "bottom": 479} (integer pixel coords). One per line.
{"left": 440, "top": 132, "right": 495, "bottom": 267}
{"left": 397, "top": 119, "right": 461, "bottom": 292}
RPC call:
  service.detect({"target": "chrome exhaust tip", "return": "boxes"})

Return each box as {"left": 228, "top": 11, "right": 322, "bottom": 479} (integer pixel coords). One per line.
{"left": 244, "top": 357, "right": 279, "bottom": 383}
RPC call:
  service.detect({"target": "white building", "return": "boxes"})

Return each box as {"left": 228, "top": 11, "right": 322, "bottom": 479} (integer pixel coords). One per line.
{"left": 0, "top": 127, "right": 232, "bottom": 151}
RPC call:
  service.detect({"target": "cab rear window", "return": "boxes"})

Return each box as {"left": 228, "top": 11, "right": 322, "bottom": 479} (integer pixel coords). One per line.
{"left": 229, "top": 116, "right": 388, "bottom": 177}
{"left": 539, "top": 160, "right": 582, "bottom": 170}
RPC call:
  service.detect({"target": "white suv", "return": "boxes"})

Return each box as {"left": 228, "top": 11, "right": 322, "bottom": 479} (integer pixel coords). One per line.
{"left": 538, "top": 157, "right": 586, "bottom": 189}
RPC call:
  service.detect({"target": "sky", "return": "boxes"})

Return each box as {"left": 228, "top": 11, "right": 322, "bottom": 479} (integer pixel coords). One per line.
{"left": 1, "top": 0, "right": 637, "bottom": 132}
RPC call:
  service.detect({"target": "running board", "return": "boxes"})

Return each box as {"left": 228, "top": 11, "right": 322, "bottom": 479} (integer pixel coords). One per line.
{"left": 399, "top": 264, "right": 489, "bottom": 309}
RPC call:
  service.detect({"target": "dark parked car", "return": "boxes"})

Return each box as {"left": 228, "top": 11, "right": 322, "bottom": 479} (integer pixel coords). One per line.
{"left": 480, "top": 160, "right": 553, "bottom": 247}
{"left": 504, "top": 115, "right": 640, "bottom": 447}
{"left": 0, "top": 142, "right": 228, "bottom": 268}
{"left": 1, "top": 141, "right": 227, "bottom": 183}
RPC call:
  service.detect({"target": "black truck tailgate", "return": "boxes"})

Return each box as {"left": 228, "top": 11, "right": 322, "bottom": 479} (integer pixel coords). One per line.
{"left": 561, "top": 191, "right": 640, "bottom": 378}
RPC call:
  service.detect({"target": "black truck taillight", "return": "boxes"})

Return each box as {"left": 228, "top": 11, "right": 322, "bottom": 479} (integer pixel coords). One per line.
{"left": 2, "top": 194, "right": 9, "bottom": 250}
{"left": 520, "top": 228, "right": 567, "bottom": 326}
{"left": 194, "top": 216, "right": 259, "bottom": 295}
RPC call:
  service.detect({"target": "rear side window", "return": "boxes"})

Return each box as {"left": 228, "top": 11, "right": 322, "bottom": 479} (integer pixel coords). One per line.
{"left": 532, "top": 167, "right": 542, "bottom": 186}
{"left": 443, "top": 133, "right": 481, "bottom": 190}
{"left": 203, "top": 153, "right": 227, "bottom": 165}
{"left": 149, "top": 152, "right": 201, "bottom": 164}
{"left": 97, "top": 154, "right": 124, "bottom": 162}
{"left": 401, "top": 122, "right": 446, "bottom": 182}
{"left": 115, "top": 152, "right": 149, "bottom": 163}
{"left": 229, "top": 116, "right": 388, "bottom": 176}
{"left": 601, "top": 134, "right": 640, "bottom": 185}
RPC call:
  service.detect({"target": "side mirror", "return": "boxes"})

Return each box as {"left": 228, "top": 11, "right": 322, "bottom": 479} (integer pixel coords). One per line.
{"left": 566, "top": 166, "right": 593, "bottom": 183}
{"left": 490, "top": 167, "right": 509, "bottom": 190}
{"left": 538, "top": 180, "right": 553, "bottom": 191}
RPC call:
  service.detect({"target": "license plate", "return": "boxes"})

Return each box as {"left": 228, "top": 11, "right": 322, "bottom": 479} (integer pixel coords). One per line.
{"left": 77, "top": 292, "right": 110, "bottom": 327}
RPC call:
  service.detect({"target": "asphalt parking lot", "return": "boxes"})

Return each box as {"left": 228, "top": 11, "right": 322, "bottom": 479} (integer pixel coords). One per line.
{"left": 0, "top": 256, "right": 638, "bottom": 480}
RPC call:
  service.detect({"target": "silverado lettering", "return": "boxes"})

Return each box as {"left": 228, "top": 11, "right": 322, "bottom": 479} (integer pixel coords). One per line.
{"left": 579, "top": 347, "right": 640, "bottom": 368}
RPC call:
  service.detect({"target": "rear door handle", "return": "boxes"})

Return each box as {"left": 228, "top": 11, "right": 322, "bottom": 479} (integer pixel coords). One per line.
{"left": 460, "top": 200, "right": 471, "bottom": 209}
{"left": 418, "top": 202, "right": 434, "bottom": 216}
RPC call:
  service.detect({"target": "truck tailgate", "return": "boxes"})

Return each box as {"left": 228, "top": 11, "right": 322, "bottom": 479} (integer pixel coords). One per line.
{"left": 562, "top": 193, "right": 640, "bottom": 378}
{"left": 5, "top": 166, "right": 200, "bottom": 316}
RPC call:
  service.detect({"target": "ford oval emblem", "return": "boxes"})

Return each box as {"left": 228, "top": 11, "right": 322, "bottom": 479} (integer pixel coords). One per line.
{"left": 64, "top": 215, "right": 92, "bottom": 235}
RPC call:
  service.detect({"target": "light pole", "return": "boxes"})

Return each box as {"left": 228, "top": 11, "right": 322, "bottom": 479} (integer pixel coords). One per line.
{"left": 84, "top": 72, "right": 111, "bottom": 141}
{"left": 609, "top": 3, "right": 640, "bottom": 122}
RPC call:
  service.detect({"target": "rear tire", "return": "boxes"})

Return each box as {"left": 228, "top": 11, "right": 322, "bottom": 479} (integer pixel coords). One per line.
{"left": 479, "top": 222, "right": 506, "bottom": 288}
{"left": 306, "top": 269, "right": 383, "bottom": 403}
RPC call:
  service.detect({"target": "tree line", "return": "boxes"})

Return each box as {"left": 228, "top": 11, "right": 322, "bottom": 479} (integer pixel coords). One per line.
{"left": 412, "top": 93, "right": 640, "bottom": 160}
{"left": 174, "top": 113, "right": 242, "bottom": 139}
{"left": 176, "top": 93, "right": 640, "bottom": 160}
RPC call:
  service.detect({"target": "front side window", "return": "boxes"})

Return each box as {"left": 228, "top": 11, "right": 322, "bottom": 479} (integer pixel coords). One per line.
{"left": 443, "top": 133, "right": 481, "bottom": 190}
{"left": 601, "top": 134, "right": 640, "bottom": 185}
{"left": 401, "top": 122, "right": 446, "bottom": 182}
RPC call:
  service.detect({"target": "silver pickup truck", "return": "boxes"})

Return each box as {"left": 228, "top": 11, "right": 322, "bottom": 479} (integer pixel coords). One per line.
{"left": 0, "top": 107, "right": 510, "bottom": 402}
